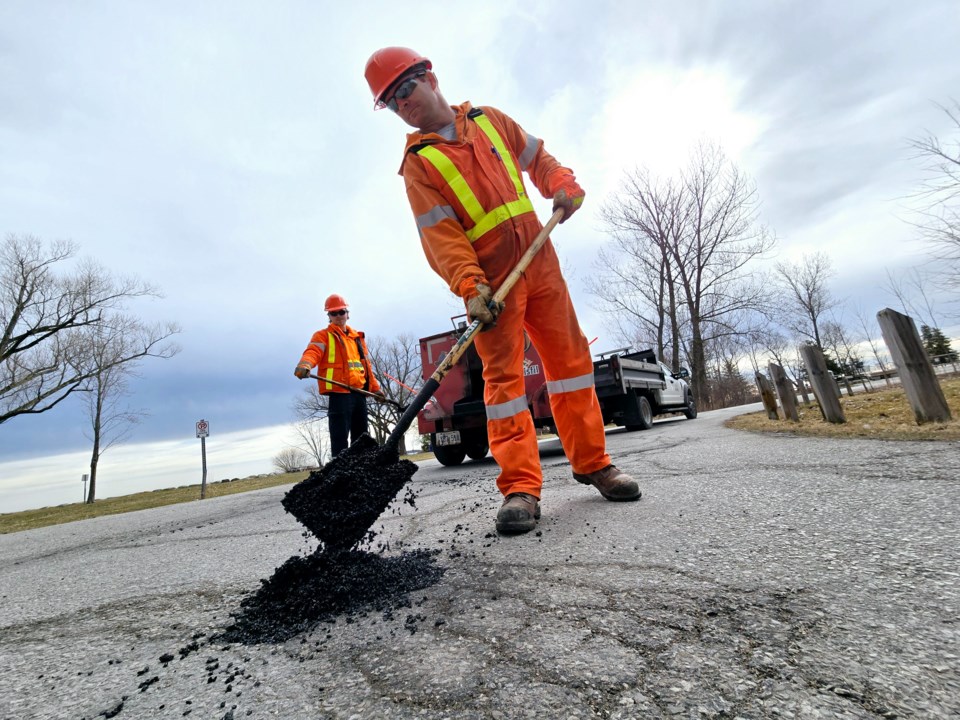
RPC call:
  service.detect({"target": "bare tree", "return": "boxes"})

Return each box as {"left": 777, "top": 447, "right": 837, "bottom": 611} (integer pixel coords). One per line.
{"left": 366, "top": 333, "right": 423, "bottom": 452}
{"left": 292, "top": 418, "right": 326, "bottom": 467}
{"left": 665, "top": 142, "right": 775, "bottom": 407}
{"left": 595, "top": 144, "right": 775, "bottom": 408}
{"left": 273, "top": 447, "right": 311, "bottom": 473}
{"left": 1, "top": 234, "right": 170, "bottom": 424}
{"left": 882, "top": 266, "right": 943, "bottom": 327}
{"left": 293, "top": 385, "right": 330, "bottom": 463}
{"left": 908, "top": 99, "right": 960, "bottom": 285}
{"left": 82, "top": 317, "right": 181, "bottom": 503}
{"left": 821, "top": 318, "right": 867, "bottom": 394}
{"left": 774, "top": 252, "right": 839, "bottom": 350}
{"left": 594, "top": 169, "right": 686, "bottom": 364}
{"left": 703, "top": 334, "right": 753, "bottom": 408}
{"left": 853, "top": 304, "right": 892, "bottom": 386}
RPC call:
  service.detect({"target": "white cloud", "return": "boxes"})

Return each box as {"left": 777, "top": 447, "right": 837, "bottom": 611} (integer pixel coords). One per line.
{"left": 3, "top": 1, "right": 959, "bottom": 510}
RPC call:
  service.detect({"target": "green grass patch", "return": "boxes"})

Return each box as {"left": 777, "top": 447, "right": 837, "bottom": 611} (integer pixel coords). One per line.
{"left": 1, "top": 446, "right": 441, "bottom": 535}
{"left": 0, "top": 471, "right": 307, "bottom": 535}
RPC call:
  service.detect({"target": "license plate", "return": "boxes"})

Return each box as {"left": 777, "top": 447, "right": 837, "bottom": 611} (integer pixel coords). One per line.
{"left": 435, "top": 431, "right": 461, "bottom": 447}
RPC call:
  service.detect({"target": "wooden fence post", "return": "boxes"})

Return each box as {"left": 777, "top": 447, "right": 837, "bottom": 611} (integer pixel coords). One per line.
{"left": 841, "top": 375, "right": 855, "bottom": 396}
{"left": 768, "top": 363, "right": 799, "bottom": 421}
{"left": 877, "top": 308, "right": 952, "bottom": 424}
{"left": 755, "top": 372, "right": 779, "bottom": 420}
{"left": 799, "top": 344, "right": 846, "bottom": 423}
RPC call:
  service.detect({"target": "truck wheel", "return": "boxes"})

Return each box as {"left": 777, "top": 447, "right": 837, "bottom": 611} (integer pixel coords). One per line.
{"left": 433, "top": 443, "right": 466, "bottom": 466}
{"left": 683, "top": 393, "right": 698, "bottom": 419}
{"left": 465, "top": 442, "right": 489, "bottom": 461}
{"left": 625, "top": 396, "right": 654, "bottom": 431}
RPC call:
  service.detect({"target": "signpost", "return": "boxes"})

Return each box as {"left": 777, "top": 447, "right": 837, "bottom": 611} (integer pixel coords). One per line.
{"left": 81, "top": 474, "right": 88, "bottom": 503}
{"left": 196, "top": 419, "right": 209, "bottom": 499}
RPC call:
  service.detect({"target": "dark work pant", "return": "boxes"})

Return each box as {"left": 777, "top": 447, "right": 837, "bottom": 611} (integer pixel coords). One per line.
{"left": 327, "top": 392, "right": 369, "bottom": 458}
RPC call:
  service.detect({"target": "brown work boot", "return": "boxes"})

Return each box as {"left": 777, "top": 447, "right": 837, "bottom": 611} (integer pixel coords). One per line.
{"left": 495, "top": 493, "right": 541, "bottom": 535}
{"left": 573, "top": 464, "right": 641, "bottom": 501}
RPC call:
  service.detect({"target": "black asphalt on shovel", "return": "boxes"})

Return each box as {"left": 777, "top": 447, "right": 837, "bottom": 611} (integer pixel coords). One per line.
{"left": 282, "top": 208, "right": 565, "bottom": 550}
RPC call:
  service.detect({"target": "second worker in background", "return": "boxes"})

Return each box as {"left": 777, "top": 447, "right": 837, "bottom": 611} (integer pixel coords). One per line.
{"left": 364, "top": 47, "right": 641, "bottom": 536}
{"left": 294, "top": 294, "right": 383, "bottom": 458}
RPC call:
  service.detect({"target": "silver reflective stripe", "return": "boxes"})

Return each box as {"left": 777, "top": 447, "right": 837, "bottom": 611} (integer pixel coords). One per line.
{"left": 416, "top": 204, "right": 458, "bottom": 232}
{"left": 546, "top": 372, "right": 595, "bottom": 394}
{"left": 310, "top": 342, "right": 326, "bottom": 350}
{"left": 518, "top": 133, "right": 539, "bottom": 170}
{"left": 485, "top": 395, "right": 528, "bottom": 420}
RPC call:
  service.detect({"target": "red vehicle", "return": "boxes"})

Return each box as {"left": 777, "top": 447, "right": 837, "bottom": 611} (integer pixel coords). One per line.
{"left": 417, "top": 319, "right": 696, "bottom": 466}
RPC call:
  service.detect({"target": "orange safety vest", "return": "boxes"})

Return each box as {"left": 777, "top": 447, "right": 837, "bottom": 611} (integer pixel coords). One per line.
{"left": 415, "top": 109, "right": 535, "bottom": 243}
{"left": 400, "top": 103, "right": 580, "bottom": 299}
{"left": 299, "top": 325, "right": 379, "bottom": 394}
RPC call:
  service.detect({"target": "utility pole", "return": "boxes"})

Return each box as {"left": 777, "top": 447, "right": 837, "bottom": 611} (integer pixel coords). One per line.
{"left": 196, "top": 419, "right": 210, "bottom": 499}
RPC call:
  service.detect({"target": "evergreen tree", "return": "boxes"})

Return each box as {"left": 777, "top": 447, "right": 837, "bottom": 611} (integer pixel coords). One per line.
{"left": 921, "top": 325, "right": 959, "bottom": 363}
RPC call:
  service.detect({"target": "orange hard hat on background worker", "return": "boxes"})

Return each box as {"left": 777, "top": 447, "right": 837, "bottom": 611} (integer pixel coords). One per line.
{"left": 324, "top": 293, "right": 348, "bottom": 312}
{"left": 293, "top": 293, "right": 383, "bottom": 459}
{"left": 364, "top": 47, "right": 431, "bottom": 109}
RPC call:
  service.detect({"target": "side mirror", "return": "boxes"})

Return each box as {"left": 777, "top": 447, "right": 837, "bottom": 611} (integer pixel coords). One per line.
{"left": 674, "top": 368, "right": 690, "bottom": 379}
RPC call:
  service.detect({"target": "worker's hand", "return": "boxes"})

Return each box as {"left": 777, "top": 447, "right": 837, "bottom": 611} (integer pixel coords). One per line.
{"left": 372, "top": 390, "right": 387, "bottom": 403}
{"left": 294, "top": 363, "right": 311, "bottom": 379}
{"left": 552, "top": 188, "right": 584, "bottom": 224}
{"left": 466, "top": 282, "right": 504, "bottom": 326}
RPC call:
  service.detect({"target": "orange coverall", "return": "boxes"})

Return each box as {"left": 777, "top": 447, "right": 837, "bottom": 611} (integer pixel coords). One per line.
{"left": 400, "top": 102, "right": 611, "bottom": 499}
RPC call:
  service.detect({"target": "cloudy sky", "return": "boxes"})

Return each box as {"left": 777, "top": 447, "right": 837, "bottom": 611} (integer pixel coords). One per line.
{"left": 2, "top": 1, "right": 958, "bottom": 511}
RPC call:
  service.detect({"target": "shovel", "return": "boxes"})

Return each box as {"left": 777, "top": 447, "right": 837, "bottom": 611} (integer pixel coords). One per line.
{"left": 306, "top": 373, "right": 406, "bottom": 411}
{"left": 282, "top": 208, "right": 565, "bottom": 549}
{"left": 381, "top": 207, "right": 565, "bottom": 453}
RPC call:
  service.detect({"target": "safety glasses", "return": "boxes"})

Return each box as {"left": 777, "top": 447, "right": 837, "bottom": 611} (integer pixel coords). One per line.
{"left": 328, "top": 309, "right": 348, "bottom": 317}
{"left": 382, "top": 72, "right": 425, "bottom": 113}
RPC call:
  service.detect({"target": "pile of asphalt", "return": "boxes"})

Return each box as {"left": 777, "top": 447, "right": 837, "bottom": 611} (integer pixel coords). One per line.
{"left": 281, "top": 434, "right": 417, "bottom": 549}
{"left": 208, "top": 433, "right": 440, "bottom": 645}
{"left": 218, "top": 547, "right": 445, "bottom": 644}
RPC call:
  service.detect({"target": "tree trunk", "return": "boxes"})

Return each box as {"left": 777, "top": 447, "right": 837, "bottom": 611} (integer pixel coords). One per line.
{"left": 87, "top": 450, "right": 99, "bottom": 503}
{"left": 689, "top": 319, "right": 709, "bottom": 409}
{"left": 86, "top": 394, "right": 103, "bottom": 503}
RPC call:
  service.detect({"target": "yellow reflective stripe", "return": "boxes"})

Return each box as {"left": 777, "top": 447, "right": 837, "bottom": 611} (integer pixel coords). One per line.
{"left": 416, "top": 112, "right": 537, "bottom": 244}
{"left": 465, "top": 197, "right": 535, "bottom": 241}
{"left": 322, "top": 335, "right": 337, "bottom": 391}
{"left": 473, "top": 114, "right": 527, "bottom": 201}
{"left": 417, "top": 146, "right": 485, "bottom": 225}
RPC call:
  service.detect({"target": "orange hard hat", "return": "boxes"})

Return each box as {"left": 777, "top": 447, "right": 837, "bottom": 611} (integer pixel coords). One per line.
{"left": 324, "top": 294, "right": 349, "bottom": 312}
{"left": 364, "top": 47, "right": 432, "bottom": 109}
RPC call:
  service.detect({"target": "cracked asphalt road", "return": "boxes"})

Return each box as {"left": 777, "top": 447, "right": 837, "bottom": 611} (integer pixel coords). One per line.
{"left": 1, "top": 404, "right": 958, "bottom": 719}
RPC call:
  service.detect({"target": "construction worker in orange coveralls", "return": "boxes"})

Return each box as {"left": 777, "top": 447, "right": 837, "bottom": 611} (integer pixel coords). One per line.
{"left": 364, "top": 47, "right": 641, "bottom": 535}
{"left": 294, "top": 294, "right": 385, "bottom": 458}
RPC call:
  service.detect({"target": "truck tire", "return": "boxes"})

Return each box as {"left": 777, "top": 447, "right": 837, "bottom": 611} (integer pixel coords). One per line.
{"left": 433, "top": 443, "right": 466, "bottom": 466}
{"left": 683, "top": 392, "right": 698, "bottom": 419}
{"left": 465, "top": 442, "right": 489, "bottom": 461}
{"left": 625, "top": 395, "right": 653, "bottom": 431}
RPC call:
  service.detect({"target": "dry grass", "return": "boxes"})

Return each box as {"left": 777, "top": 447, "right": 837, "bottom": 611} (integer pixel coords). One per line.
{"left": 725, "top": 376, "right": 960, "bottom": 441}
{"left": 0, "top": 471, "right": 308, "bottom": 535}
{"left": 0, "top": 448, "right": 439, "bottom": 535}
